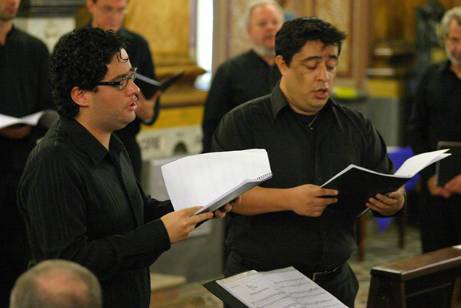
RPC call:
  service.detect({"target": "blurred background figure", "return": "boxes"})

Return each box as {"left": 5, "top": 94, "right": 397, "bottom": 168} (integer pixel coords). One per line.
{"left": 201, "top": 0, "right": 284, "bottom": 152}
{"left": 0, "top": 0, "right": 53, "bottom": 306}
{"left": 408, "top": 6, "right": 461, "bottom": 253}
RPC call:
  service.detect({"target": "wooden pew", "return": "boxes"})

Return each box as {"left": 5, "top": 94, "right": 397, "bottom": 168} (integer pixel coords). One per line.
{"left": 367, "top": 247, "right": 461, "bottom": 308}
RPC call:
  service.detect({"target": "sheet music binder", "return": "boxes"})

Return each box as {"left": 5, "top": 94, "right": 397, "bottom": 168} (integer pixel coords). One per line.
{"left": 436, "top": 141, "right": 461, "bottom": 186}
{"left": 135, "top": 71, "right": 184, "bottom": 92}
{"left": 203, "top": 280, "right": 248, "bottom": 308}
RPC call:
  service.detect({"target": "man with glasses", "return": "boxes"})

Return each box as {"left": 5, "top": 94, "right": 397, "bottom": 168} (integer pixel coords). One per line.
{"left": 0, "top": 0, "right": 53, "bottom": 306}
{"left": 17, "top": 28, "right": 231, "bottom": 308}
{"left": 86, "top": 0, "right": 159, "bottom": 179}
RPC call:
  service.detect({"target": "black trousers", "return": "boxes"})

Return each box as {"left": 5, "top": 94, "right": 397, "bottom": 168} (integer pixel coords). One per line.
{"left": 419, "top": 192, "right": 461, "bottom": 253}
{"left": 0, "top": 173, "right": 29, "bottom": 308}
{"left": 224, "top": 251, "right": 359, "bottom": 308}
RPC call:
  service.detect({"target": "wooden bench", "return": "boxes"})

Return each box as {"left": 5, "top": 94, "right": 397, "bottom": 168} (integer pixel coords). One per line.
{"left": 367, "top": 247, "right": 461, "bottom": 308}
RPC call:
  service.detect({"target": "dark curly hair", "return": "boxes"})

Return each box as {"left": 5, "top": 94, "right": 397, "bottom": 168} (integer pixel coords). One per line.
{"left": 50, "top": 28, "right": 126, "bottom": 118}
{"left": 275, "top": 17, "right": 346, "bottom": 66}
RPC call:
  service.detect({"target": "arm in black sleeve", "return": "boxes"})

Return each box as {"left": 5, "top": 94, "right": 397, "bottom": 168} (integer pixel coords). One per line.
{"left": 407, "top": 68, "right": 433, "bottom": 181}
{"left": 36, "top": 42, "right": 54, "bottom": 111}
{"left": 18, "top": 147, "right": 171, "bottom": 282}
{"left": 136, "top": 182, "right": 174, "bottom": 222}
{"left": 202, "top": 64, "right": 233, "bottom": 152}
{"left": 137, "top": 39, "right": 161, "bottom": 125}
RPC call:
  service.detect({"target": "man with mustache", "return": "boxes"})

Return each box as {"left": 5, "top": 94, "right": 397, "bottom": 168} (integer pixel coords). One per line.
{"left": 408, "top": 7, "right": 461, "bottom": 253}
{"left": 201, "top": 0, "right": 284, "bottom": 152}
{"left": 212, "top": 17, "right": 405, "bottom": 307}
{"left": 0, "top": 0, "right": 52, "bottom": 306}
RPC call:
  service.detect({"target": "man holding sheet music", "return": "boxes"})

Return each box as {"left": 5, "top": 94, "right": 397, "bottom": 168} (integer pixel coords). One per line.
{"left": 0, "top": 0, "right": 53, "bottom": 305}
{"left": 212, "top": 17, "right": 405, "bottom": 307}
{"left": 86, "top": 0, "right": 161, "bottom": 179}
{"left": 408, "top": 7, "right": 461, "bottom": 253}
{"left": 17, "top": 28, "right": 230, "bottom": 308}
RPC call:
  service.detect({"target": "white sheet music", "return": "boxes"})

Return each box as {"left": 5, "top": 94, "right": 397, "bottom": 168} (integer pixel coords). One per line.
{"left": 161, "top": 149, "right": 272, "bottom": 213}
{"left": 394, "top": 149, "right": 450, "bottom": 177}
{"left": 216, "top": 267, "right": 346, "bottom": 308}
{"left": 0, "top": 111, "right": 45, "bottom": 129}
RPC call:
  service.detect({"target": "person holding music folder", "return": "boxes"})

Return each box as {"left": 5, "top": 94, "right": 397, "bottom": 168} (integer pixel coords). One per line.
{"left": 0, "top": 0, "right": 54, "bottom": 306}
{"left": 212, "top": 17, "right": 405, "bottom": 307}
{"left": 408, "top": 6, "right": 461, "bottom": 253}
{"left": 17, "top": 28, "right": 231, "bottom": 308}
{"left": 86, "top": 0, "right": 160, "bottom": 179}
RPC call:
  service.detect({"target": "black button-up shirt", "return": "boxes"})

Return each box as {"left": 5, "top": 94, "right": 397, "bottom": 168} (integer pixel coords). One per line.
{"left": 408, "top": 60, "right": 461, "bottom": 181}
{"left": 0, "top": 26, "right": 52, "bottom": 173}
{"left": 202, "top": 50, "right": 281, "bottom": 152}
{"left": 212, "top": 84, "right": 391, "bottom": 274}
{"left": 18, "top": 117, "right": 173, "bottom": 308}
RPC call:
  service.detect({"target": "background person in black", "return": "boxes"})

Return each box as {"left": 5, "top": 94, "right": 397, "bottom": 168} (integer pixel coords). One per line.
{"left": 18, "top": 28, "right": 230, "bottom": 308}
{"left": 10, "top": 260, "right": 102, "bottom": 308}
{"left": 87, "top": 0, "right": 160, "bottom": 179}
{"left": 212, "top": 17, "right": 405, "bottom": 307}
{"left": 408, "top": 6, "right": 461, "bottom": 253}
{"left": 0, "top": 0, "right": 53, "bottom": 306}
{"left": 201, "top": 0, "right": 284, "bottom": 152}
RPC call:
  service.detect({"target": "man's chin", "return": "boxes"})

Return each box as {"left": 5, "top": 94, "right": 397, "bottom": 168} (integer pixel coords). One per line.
{"left": 253, "top": 45, "right": 275, "bottom": 58}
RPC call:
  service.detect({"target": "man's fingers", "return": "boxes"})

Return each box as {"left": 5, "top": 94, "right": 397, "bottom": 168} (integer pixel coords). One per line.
{"left": 191, "top": 212, "right": 213, "bottom": 225}
{"left": 181, "top": 206, "right": 204, "bottom": 216}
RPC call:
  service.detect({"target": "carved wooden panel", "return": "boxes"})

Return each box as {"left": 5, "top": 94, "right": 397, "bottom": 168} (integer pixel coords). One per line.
{"left": 124, "top": 0, "right": 202, "bottom": 77}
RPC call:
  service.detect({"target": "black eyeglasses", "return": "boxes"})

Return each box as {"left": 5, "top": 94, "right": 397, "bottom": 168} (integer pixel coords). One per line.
{"left": 95, "top": 67, "right": 137, "bottom": 90}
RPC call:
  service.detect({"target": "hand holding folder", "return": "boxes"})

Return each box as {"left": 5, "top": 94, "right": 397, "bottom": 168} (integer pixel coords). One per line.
{"left": 161, "top": 149, "right": 272, "bottom": 216}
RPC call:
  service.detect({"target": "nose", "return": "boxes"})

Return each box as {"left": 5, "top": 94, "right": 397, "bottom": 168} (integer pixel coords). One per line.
{"left": 127, "top": 79, "right": 140, "bottom": 95}
{"left": 316, "top": 63, "right": 330, "bottom": 82}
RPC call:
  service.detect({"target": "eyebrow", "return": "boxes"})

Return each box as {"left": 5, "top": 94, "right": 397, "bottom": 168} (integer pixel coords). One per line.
{"left": 301, "top": 55, "right": 338, "bottom": 63}
{"left": 108, "top": 69, "right": 134, "bottom": 81}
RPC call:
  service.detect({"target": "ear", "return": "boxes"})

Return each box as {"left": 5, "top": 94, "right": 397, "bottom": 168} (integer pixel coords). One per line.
{"left": 274, "top": 55, "right": 288, "bottom": 75}
{"left": 70, "top": 86, "right": 91, "bottom": 108}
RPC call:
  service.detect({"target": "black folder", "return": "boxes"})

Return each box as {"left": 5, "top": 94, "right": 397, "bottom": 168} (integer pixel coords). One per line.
{"left": 436, "top": 141, "right": 461, "bottom": 186}
{"left": 203, "top": 280, "right": 248, "bottom": 308}
{"left": 321, "top": 166, "right": 408, "bottom": 216}
{"left": 135, "top": 71, "right": 184, "bottom": 92}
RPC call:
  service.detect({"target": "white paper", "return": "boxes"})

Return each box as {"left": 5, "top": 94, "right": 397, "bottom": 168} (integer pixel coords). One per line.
{"left": 0, "top": 111, "right": 45, "bottom": 129}
{"left": 216, "top": 267, "right": 346, "bottom": 308}
{"left": 161, "top": 149, "right": 272, "bottom": 213}
{"left": 394, "top": 149, "right": 450, "bottom": 177}
{"left": 321, "top": 149, "right": 450, "bottom": 187}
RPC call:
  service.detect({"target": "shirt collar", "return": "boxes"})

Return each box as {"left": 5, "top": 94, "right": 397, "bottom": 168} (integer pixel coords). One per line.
{"left": 58, "top": 117, "right": 124, "bottom": 165}
{"left": 437, "top": 60, "right": 452, "bottom": 74}
{"left": 269, "top": 82, "right": 344, "bottom": 129}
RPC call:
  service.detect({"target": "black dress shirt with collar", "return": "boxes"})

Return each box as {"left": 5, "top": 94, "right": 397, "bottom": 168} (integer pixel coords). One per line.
{"left": 212, "top": 84, "right": 392, "bottom": 274}
{"left": 18, "top": 117, "right": 173, "bottom": 308}
{"left": 408, "top": 60, "right": 461, "bottom": 181}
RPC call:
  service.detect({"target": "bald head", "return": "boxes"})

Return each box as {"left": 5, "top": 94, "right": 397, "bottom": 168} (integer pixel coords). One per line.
{"left": 10, "top": 260, "right": 102, "bottom": 308}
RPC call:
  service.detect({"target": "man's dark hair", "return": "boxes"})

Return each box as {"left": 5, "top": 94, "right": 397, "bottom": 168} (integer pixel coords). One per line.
{"left": 275, "top": 17, "right": 346, "bottom": 65}
{"left": 50, "top": 28, "right": 126, "bottom": 118}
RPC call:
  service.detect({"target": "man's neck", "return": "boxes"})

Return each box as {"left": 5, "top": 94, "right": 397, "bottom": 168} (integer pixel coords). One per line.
{"left": 0, "top": 20, "right": 13, "bottom": 45}
{"left": 75, "top": 116, "right": 111, "bottom": 149}
{"left": 252, "top": 46, "right": 275, "bottom": 66}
